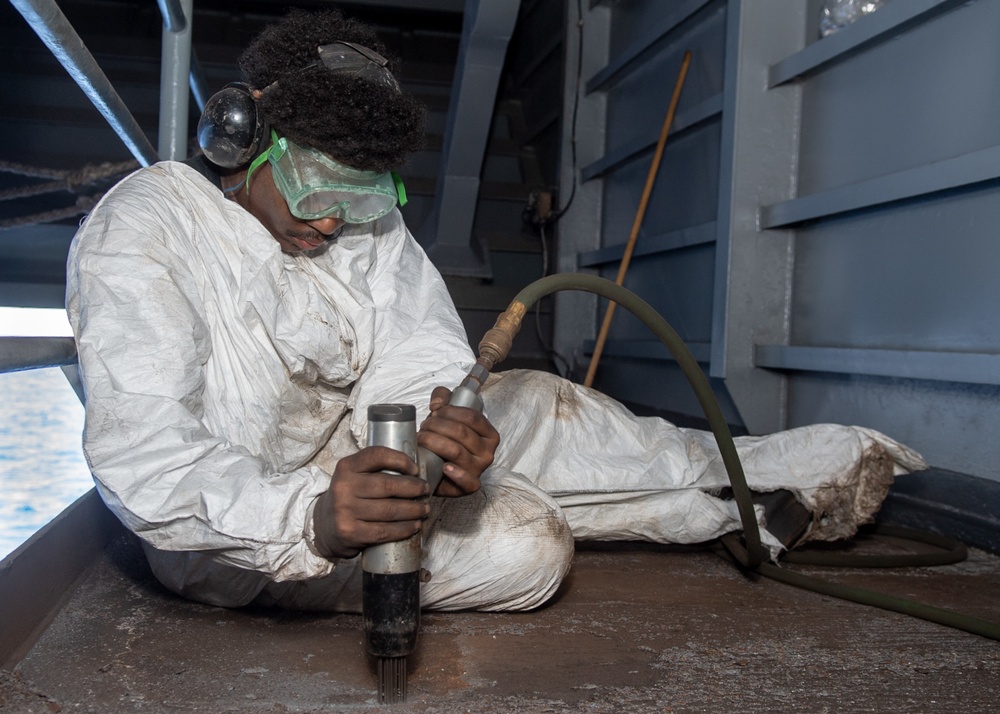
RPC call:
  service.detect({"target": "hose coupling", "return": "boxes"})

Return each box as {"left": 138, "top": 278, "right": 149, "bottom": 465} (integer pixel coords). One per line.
{"left": 478, "top": 302, "right": 527, "bottom": 369}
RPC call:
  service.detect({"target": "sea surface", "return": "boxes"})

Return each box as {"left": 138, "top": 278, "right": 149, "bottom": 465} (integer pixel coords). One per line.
{"left": 0, "top": 367, "right": 94, "bottom": 560}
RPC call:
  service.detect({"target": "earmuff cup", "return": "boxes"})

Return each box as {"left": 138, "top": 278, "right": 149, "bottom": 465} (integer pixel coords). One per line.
{"left": 197, "top": 83, "right": 267, "bottom": 169}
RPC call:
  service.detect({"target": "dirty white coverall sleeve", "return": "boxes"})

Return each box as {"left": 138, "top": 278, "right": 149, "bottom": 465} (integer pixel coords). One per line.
{"left": 65, "top": 162, "right": 473, "bottom": 601}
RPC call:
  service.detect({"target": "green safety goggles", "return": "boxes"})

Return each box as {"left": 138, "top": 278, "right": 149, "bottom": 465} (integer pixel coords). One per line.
{"left": 247, "top": 130, "right": 407, "bottom": 224}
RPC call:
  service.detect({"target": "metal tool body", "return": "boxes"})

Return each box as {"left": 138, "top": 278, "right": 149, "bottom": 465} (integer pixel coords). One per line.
{"left": 417, "top": 375, "right": 485, "bottom": 495}
{"left": 362, "top": 404, "right": 420, "bottom": 704}
{"left": 363, "top": 379, "right": 485, "bottom": 704}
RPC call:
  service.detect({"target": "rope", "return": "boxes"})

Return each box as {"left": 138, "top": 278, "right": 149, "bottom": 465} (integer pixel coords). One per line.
{"left": 0, "top": 160, "right": 139, "bottom": 199}
{"left": 0, "top": 160, "right": 66, "bottom": 179}
{"left": 0, "top": 194, "right": 101, "bottom": 230}
{"left": 0, "top": 159, "right": 137, "bottom": 228}
{"left": 0, "top": 180, "right": 68, "bottom": 201}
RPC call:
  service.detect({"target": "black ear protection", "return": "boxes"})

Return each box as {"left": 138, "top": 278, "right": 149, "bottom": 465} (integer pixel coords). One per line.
{"left": 197, "top": 83, "right": 269, "bottom": 169}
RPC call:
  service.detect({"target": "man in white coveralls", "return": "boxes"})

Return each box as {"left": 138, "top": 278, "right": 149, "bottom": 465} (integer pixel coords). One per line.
{"left": 66, "top": 8, "right": 925, "bottom": 613}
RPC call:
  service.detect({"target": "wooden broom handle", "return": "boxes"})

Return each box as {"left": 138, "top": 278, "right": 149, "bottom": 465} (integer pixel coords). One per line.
{"left": 583, "top": 50, "right": 692, "bottom": 388}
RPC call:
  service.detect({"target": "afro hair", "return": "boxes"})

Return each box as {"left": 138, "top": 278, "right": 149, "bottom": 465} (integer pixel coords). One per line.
{"left": 238, "top": 8, "right": 426, "bottom": 173}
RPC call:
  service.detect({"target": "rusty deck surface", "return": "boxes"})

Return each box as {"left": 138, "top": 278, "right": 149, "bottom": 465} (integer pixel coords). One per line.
{"left": 3, "top": 530, "right": 1000, "bottom": 713}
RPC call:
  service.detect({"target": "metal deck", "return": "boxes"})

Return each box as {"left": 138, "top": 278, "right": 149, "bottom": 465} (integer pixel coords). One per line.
{"left": 3, "top": 526, "right": 999, "bottom": 713}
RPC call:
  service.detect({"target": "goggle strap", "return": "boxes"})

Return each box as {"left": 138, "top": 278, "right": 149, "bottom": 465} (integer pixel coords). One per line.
{"left": 391, "top": 171, "right": 408, "bottom": 207}
{"left": 244, "top": 147, "right": 272, "bottom": 194}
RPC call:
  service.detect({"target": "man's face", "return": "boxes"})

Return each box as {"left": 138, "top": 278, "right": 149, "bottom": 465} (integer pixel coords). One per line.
{"left": 234, "top": 163, "right": 344, "bottom": 255}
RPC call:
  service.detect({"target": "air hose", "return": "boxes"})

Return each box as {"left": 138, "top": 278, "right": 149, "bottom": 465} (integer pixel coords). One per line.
{"left": 473, "top": 273, "right": 1000, "bottom": 642}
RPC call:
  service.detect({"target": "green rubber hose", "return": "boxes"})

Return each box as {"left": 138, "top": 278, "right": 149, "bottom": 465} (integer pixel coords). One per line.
{"left": 782, "top": 523, "right": 967, "bottom": 568}
{"left": 500, "top": 273, "right": 1000, "bottom": 641}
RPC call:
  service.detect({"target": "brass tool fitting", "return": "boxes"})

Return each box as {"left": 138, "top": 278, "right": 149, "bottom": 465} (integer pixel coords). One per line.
{"left": 477, "top": 302, "right": 527, "bottom": 370}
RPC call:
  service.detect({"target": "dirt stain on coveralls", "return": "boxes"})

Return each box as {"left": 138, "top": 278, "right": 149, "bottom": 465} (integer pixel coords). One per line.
{"left": 553, "top": 376, "right": 582, "bottom": 421}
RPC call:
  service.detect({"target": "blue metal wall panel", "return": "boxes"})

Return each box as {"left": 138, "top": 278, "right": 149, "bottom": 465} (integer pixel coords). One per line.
{"left": 600, "top": 126, "right": 721, "bottom": 242}
{"left": 569, "top": 0, "right": 999, "bottom": 481}
{"left": 607, "top": 0, "right": 718, "bottom": 59}
{"left": 779, "top": 0, "right": 1000, "bottom": 480}
{"left": 595, "top": 360, "right": 745, "bottom": 427}
{"left": 603, "top": 9, "right": 726, "bottom": 149}
{"left": 604, "top": 245, "right": 718, "bottom": 344}
{"left": 581, "top": 0, "right": 731, "bottom": 420}
{"left": 792, "top": 185, "right": 1000, "bottom": 353}
{"left": 797, "top": 0, "right": 1000, "bottom": 195}
{"left": 787, "top": 373, "right": 1000, "bottom": 481}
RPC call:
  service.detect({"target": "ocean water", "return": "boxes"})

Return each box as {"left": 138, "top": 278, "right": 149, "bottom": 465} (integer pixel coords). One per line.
{"left": 0, "top": 367, "right": 94, "bottom": 560}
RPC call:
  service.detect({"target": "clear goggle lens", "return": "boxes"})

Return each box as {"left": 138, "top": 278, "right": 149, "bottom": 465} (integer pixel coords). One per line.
{"left": 268, "top": 134, "right": 399, "bottom": 224}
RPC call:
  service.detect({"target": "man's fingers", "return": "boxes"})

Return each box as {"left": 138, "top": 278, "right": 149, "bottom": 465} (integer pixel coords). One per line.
{"left": 428, "top": 385, "right": 451, "bottom": 411}
{"left": 350, "top": 490, "right": 431, "bottom": 523}
{"left": 422, "top": 404, "right": 495, "bottom": 440}
{"left": 315, "top": 445, "right": 433, "bottom": 560}
{"left": 341, "top": 518, "right": 426, "bottom": 547}
{"left": 344, "top": 471, "right": 429, "bottom": 500}
{"left": 418, "top": 425, "right": 496, "bottom": 469}
{"left": 344, "top": 445, "right": 420, "bottom": 477}
{"left": 437, "top": 462, "right": 481, "bottom": 496}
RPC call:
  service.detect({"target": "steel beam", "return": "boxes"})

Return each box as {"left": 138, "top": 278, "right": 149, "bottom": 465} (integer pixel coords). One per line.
{"left": 709, "top": 0, "right": 807, "bottom": 434}
{"left": 417, "top": 0, "right": 522, "bottom": 277}
{"left": 755, "top": 345, "right": 1000, "bottom": 387}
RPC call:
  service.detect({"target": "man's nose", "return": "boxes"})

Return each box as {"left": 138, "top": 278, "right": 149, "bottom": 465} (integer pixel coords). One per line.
{"left": 305, "top": 216, "right": 344, "bottom": 237}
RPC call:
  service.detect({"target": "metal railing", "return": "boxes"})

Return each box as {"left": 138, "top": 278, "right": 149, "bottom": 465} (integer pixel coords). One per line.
{"left": 10, "top": 0, "right": 210, "bottom": 166}
{"left": 0, "top": 336, "right": 83, "bottom": 403}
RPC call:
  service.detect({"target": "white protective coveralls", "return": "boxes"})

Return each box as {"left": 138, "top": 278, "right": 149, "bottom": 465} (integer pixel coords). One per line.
{"left": 66, "top": 162, "right": 927, "bottom": 612}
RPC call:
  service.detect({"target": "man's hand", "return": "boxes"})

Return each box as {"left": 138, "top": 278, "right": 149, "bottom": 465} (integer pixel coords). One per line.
{"left": 312, "top": 447, "right": 430, "bottom": 560}
{"left": 418, "top": 386, "right": 500, "bottom": 497}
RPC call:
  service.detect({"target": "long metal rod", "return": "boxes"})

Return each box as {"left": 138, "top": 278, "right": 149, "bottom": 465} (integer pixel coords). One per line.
{"left": 158, "top": 0, "right": 193, "bottom": 159}
{"left": 158, "top": 0, "right": 210, "bottom": 114}
{"left": 189, "top": 52, "right": 210, "bottom": 113}
{"left": 156, "top": 0, "right": 187, "bottom": 33}
{"left": 10, "top": 0, "right": 158, "bottom": 166}
{"left": 0, "top": 337, "right": 77, "bottom": 373}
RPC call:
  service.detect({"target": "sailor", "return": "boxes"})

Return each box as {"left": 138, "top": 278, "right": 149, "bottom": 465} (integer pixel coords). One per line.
{"left": 66, "top": 8, "right": 925, "bottom": 612}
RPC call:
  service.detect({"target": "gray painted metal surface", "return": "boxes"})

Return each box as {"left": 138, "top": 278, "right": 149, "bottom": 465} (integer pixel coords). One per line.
{"left": 768, "top": 0, "right": 967, "bottom": 88}
{"left": 777, "top": 0, "right": 1000, "bottom": 481}
{"left": 761, "top": 145, "right": 1000, "bottom": 229}
{"left": 158, "top": 0, "right": 209, "bottom": 114}
{"left": 756, "top": 346, "right": 1000, "bottom": 387}
{"left": 155, "top": 0, "right": 186, "bottom": 33}
{"left": 9, "top": 0, "right": 157, "bottom": 166}
{"left": 708, "top": 1, "right": 805, "bottom": 435}
{"left": 0, "top": 336, "right": 76, "bottom": 373}
{"left": 157, "top": 0, "right": 192, "bottom": 161}
{"left": 418, "top": 0, "right": 521, "bottom": 278}
{"left": 581, "top": 94, "right": 722, "bottom": 182}
{"left": 578, "top": 220, "right": 717, "bottom": 267}
{"left": 586, "top": 0, "right": 713, "bottom": 93}
{"left": 553, "top": 0, "right": 609, "bottom": 373}
{"left": 0, "top": 489, "right": 117, "bottom": 669}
